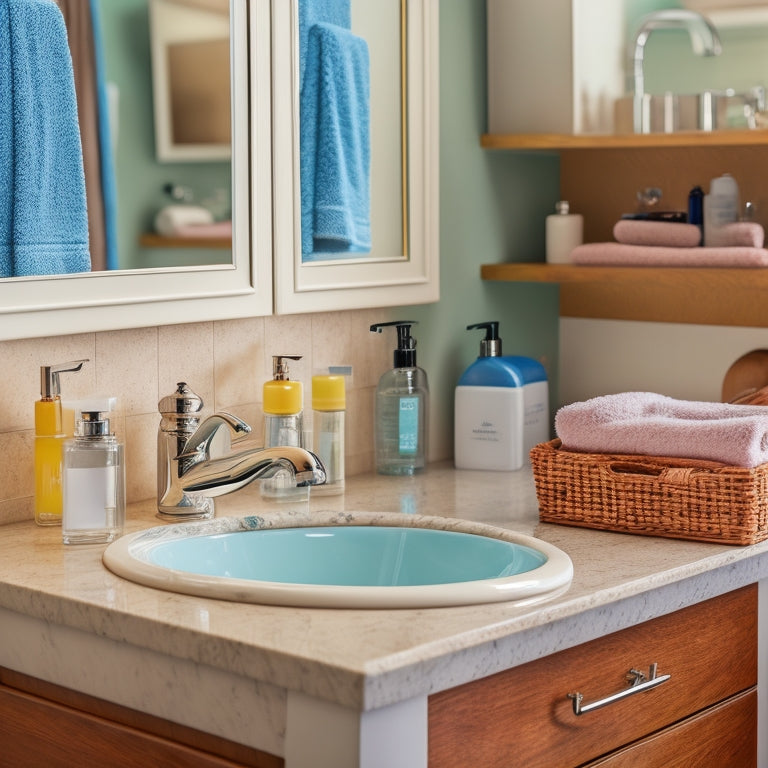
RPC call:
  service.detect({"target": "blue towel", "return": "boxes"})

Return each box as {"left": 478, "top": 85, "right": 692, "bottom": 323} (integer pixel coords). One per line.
{"left": 298, "top": 0, "right": 350, "bottom": 92}
{"left": 0, "top": 0, "right": 90, "bottom": 278}
{"left": 89, "top": 0, "right": 118, "bottom": 270}
{"left": 300, "top": 22, "right": 371, "bottom": 258}
{"left": 0, "top": 1, "right": 12, "bottom": 277}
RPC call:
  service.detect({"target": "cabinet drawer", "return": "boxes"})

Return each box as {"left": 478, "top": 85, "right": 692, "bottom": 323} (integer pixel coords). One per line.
{"left": 428, "top": 585, "right": 757, "bottom": 768}
{"left": 586, "top": 688, "right": 757, "bottom": 768}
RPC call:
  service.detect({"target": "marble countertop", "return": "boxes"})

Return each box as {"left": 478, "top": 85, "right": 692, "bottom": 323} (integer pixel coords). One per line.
{"left": 2, "top": 462, "right": 767, "bottom": 712}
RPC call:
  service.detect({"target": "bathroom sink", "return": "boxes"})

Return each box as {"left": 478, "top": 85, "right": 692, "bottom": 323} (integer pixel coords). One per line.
{"left": 103, "top": 512, "right": 573, "bottom": 608}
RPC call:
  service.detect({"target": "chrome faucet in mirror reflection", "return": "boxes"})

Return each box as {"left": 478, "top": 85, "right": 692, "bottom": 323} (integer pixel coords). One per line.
{"left": 632, "top": 9, "right": 722, "bottom": 134}
{"left": 157, "top": 383, "right": 326, "bottom": 520}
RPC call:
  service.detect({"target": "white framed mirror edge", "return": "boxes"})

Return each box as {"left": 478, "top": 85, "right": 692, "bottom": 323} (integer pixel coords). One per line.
{"left": 0, "top": 0, "right": 272, "bottom": 343}
{"left": 271, "top": 0, "right": 440, "bottom": 315}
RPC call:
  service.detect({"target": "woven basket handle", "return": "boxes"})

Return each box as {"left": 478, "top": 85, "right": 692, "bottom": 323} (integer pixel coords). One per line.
{"left": 605, "top": 462, "right": 699, "bottom": 486}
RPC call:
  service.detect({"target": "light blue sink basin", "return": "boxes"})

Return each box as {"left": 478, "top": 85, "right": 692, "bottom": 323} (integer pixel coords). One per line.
{"left": 103, "top": 512, "right": 573, "bottom": 608}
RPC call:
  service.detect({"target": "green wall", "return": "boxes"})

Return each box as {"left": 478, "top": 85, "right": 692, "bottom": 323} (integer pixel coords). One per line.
{"left": 404, "top": 0, "right": 561, "bottom": 457}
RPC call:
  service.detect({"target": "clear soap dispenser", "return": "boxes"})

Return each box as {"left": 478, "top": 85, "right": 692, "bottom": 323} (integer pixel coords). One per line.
{"left": 262, "top": 355, "right": 306, "bottom": 499}
{"left": 62, "top": 410, "right": 125, "bottom": 544}
{"left": 370, "top": 321, "right": 429, "bottom": 475}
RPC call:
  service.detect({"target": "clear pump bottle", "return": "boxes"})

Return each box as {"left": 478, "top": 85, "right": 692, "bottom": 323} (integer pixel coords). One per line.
{"left": 62, "top": 411, "right": 125, "bottom": 544}
{"left": 262, "top": 355, "right": 306, "bottom": 499}
{"left": 370, "top": 321, "right": 429, "bottom": 475}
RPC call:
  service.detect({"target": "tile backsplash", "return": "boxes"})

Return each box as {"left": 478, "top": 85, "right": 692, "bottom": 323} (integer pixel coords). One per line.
{"left": 0, "top": 308, "right": 391, "bottom": 525}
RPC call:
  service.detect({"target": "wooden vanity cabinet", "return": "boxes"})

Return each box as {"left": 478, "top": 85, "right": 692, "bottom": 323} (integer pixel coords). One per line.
{"left": 428, "top": 585, "right": 757, "bottom": 768}
{"left": 0, "top": 668, "right": 282, "bottom": 768}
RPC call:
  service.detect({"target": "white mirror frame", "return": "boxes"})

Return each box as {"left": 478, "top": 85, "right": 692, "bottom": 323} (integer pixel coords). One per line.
{"left": 271, "top": 0, "right": 440, "bottom": 315}
{"left": 0, "top": 0, "right": 271, "bottom": 342}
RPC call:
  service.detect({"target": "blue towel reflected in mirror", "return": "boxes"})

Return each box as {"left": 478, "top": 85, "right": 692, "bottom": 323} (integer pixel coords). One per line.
{"left": 299, "top": 0, "right": 371, "bottom": 260}
{"left": 1, "top": 0, "right": 91, "bottom": 278}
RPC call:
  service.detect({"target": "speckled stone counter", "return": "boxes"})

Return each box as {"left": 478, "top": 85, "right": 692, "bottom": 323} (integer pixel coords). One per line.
{"left": 1, "top": 463, "right": 767, "bottom": 767}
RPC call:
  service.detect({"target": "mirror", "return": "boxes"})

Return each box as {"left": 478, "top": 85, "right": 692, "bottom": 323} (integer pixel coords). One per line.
{"left": 272, "top": 0, "right": 439, "bottom": 314}
{"left": 1, "top": 0, "right": 272, "bottom": 340}
{"left": 588, "top": 0, "right": 768, "bottom": 135}
{"left": 297, "top": 1, "right": 403, "bottom": 263}
{"left": 489, "top": 0, "right": 768, "bottom": 137}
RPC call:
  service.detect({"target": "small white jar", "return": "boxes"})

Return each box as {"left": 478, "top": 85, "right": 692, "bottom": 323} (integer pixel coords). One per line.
{"left": 546, "top": 201, "right": 583, "bottom": 264}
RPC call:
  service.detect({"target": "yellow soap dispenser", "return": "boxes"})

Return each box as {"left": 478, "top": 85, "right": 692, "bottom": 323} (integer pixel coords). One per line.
{"left": 35, "top": 360, "right": 88, "bottom": 526}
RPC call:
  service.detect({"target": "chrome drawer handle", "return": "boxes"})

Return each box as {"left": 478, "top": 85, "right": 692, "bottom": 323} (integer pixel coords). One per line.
{"left": 567, "top": 663, "right": 671, "bottom": 716}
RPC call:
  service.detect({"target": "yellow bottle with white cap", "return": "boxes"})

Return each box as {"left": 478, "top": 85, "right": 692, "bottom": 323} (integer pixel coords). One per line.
{"left": 312, "top": 374, "right": 345, "bottom": 495}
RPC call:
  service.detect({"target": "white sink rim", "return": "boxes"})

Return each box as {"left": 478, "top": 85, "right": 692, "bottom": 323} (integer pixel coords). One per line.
{"left": 103, "top": 511, "right": 573, "bottom": 609}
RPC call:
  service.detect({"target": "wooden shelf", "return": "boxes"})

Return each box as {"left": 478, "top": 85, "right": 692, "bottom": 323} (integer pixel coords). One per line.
{"left": 481, "top": 262, "right": 768, "bottom": 327}
{"left": 481, "top": 130, "right": 768, "bottom": 151}
{"left": 139, "top": 233, "right": 231, "bottom": 249}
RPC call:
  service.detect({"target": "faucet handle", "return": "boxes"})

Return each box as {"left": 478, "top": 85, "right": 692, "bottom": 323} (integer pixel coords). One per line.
{"left": 177, "top": 412, "right": 252, "bottom": 463}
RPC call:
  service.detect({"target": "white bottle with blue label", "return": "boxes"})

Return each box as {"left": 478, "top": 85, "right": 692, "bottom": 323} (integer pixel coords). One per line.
{"left": 371, "top": 321, "right": 429, "bottom": 475}
{"left": 455, "top": 322, "right": 549, "bottom": 471}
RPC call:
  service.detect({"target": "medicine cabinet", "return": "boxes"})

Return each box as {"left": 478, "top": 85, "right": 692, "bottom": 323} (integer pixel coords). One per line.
{"left": 271, "top": 0, "right": 439, "bottom": 314}
{"left": 1, "top": 0, "right": 439, "bottom": 341}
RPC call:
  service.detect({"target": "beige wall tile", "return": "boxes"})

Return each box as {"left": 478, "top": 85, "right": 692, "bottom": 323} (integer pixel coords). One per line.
{"left": 158, "top": 322, "right": 215, "bottom": 411}
{"left": 0, "top": 497, "right": 33, "bottom": 526}
{"left": 95, "top": 328, "right": 159, "bottom": 416}
{"left": 0, "top": 430, "right": 34, "bottom": 499}
{"left": 0, "top": 335, "right": 95, "bottom": 432}
{"left": 264, "top": 314, "right": 313, "bottom": 389}
{"left": 125, "top": 412, "right": 159, "bottom": 505}
{"left": 360, "top": 309, "right": 399, "bottom": 390}
{"left": 346, "top": 386, "right": 374, "bottom": 458}
{"left": 213, "top": 317, "right": 265, "bottom": 409}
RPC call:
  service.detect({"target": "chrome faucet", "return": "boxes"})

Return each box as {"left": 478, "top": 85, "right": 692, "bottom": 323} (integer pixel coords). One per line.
{"left": 157, "top": 383, "right": 325, "bottom": 519}
{"left": 631, "top": 9, "right": 722, "bottom": 133}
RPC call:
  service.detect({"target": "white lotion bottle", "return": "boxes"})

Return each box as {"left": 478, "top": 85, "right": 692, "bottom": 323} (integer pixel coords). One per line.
{"left": 455, "top": 322, "right": 549, "bottom": 471}
{"left": 703, "top": 173, "right": 740, "bottom": 246}
{"left": 545, "top": 200, "right": 583, "bottom": 264}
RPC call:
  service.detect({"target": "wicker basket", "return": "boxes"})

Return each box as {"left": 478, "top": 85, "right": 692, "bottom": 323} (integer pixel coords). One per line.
{"left": 530, "top": 439, "right": 768, "bottom": 545}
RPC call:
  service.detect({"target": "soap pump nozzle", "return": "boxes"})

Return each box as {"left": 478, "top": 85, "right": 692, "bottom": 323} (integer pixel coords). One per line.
{"left": 40, "top": 359, "right": 89, "bottom": 400}
{"left": 467, "top": 322, "right": 502, "bottom": 358}
{"left": 370, "top": 321, "right": 418, "bottom": 368}
{"left": 272, "top": 354, "right": 302, "bottom": 381}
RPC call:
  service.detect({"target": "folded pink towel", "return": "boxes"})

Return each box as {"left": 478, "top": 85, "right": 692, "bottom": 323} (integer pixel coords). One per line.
{"left": 570, "top": 242, "right": 768, "bottom": 267}
{"left": 174, "top": 221, "right": 233, "bottom": 239}
{"left": 555, "top": 392, "right": 768, "bottom": 468}
{"left": 706, "top": 221, "right": 764, "bottom": 249}
{"left": 613, "top": 220, "right": 701, "bottom": 248}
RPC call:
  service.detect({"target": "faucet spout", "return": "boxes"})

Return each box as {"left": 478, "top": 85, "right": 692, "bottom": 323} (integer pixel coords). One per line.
{"left": 180, "top": 445, "right": 327, "bottom": 498}
{"left": 631, "top": 9, "right": 722, "bottom": 133}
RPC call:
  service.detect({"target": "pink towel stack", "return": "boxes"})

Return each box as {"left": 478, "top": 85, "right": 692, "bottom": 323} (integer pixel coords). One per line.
{"left": 555, "top": 392, "right": 768, "bottom": 468}
{"left": 571, "top": 218, "right": 768, "bottom": 267}
{"left": 614, "top": 220, "right": 702, "bottom": 248}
